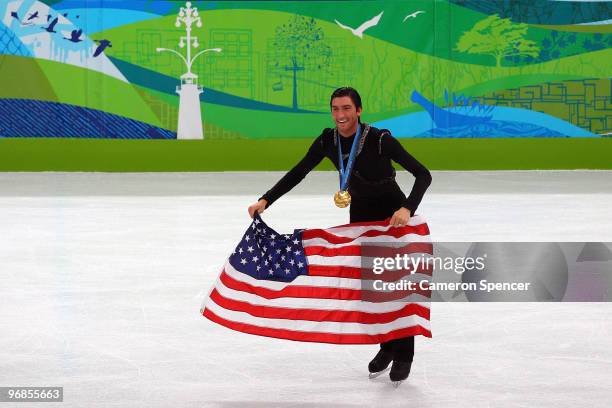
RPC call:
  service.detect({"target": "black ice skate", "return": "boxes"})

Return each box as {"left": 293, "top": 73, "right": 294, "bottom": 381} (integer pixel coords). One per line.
{"left": 368, "top": 350, "right": 393, "bottom": 379}
{"left": 389, "top": 360, "right": 412, "bottom": 387}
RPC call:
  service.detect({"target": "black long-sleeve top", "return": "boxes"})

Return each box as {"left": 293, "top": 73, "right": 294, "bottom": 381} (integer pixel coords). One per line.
{"left": 259, "top": 124, "right": 432, "bottom": 215}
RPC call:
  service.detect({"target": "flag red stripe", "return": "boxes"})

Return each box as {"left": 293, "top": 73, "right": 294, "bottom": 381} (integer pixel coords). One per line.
{"left": 304, "top": 245, "right": 362, "bottom": 256}
{"left": 303, "top": 242, "right": 433, "bottom": 257}
{"left": 302, "top": 223, "right": 430, "bottom": 244}
{"left": 203, "top": 307, "right": 432, "bottom": 344}
{"left": 307, "top": 264, "right": 363, "bottom": 278}
{"left": 209, "top": 288, "right": 430, "bottom": 324}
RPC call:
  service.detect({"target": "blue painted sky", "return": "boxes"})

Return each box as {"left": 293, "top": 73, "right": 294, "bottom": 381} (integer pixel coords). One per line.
{"left": 373, "top": 107, "right": 597, "bottom": 138}
{"left": 58, "top": 8, "right": 159, "bottom": 34}
{"left": 52, "top": 1, "right": 178, "bottom": 15}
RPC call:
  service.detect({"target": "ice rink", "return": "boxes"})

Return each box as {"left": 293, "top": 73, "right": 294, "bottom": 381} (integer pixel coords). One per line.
{"left": 1, "top": 171, "right": 611, "bottom": 408}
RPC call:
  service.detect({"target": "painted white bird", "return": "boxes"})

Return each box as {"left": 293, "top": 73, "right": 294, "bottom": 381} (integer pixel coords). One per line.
{"left": 403, "top": 10, "right": 425, "bottom": 22}
{"left": 335, "top": 11, "right": 383, "bottom": 39}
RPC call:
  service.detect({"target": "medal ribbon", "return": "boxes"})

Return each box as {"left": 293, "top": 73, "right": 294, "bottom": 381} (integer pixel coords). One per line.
{"left": 337, "top": 124, "right": 362, "bottom": 192}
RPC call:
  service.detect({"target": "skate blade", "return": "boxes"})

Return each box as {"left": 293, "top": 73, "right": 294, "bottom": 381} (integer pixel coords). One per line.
{"left": 368, "top": 367, "right": 390, "bottom": 379}
{"left": 392, "top": 380, "right": 403, "bottom": 388}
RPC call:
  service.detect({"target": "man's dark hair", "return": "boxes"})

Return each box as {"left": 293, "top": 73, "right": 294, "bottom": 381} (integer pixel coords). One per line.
{"left": 330, "top": 87, "right": 362, "bottom": 110}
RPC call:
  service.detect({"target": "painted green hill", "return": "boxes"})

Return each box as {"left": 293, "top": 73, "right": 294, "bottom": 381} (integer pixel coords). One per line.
{"left": 0, "top": 55, "right": 57, "bottom": 101}
{"left": 0, "top": 55, "right": 162, "bottom": 127}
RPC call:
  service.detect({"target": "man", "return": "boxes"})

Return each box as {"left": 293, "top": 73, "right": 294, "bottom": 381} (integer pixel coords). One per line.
{"left": 247, "top": 87, "right": 432, "bottom": 383}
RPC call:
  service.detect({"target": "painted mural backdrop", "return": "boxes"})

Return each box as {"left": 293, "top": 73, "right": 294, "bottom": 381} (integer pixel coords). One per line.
{"left": 0, "top": 0, "right": 611, "bottom": 139}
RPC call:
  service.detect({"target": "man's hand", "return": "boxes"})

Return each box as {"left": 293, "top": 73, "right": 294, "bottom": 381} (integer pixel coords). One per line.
{"left": 248, "top": 199, "right": 268, "bottom": 218}
{"left": 389, "top": 207, "right": 411, "bottom": 227}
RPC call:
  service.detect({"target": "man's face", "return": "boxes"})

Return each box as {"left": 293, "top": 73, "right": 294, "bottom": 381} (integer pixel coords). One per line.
{"left": 331, "top": 96, "right": 362, "bottom": 136}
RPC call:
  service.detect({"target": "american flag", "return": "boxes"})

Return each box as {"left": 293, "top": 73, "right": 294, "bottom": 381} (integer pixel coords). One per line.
{"left": 201, "top": 214, "right": 433, "bottom": 344}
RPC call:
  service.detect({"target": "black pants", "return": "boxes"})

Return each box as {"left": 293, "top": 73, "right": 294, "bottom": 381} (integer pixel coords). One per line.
{"left": 349, "top": 189, "right": 415, "bottom": 363}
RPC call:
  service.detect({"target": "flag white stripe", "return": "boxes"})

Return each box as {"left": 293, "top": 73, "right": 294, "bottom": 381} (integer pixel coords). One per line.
{"left": 205, "top": 296, "right": 431, "bottom": 335}
{"left": 323, "top": 216, "right": 426, "bottom": 237}
{"left": 302, "top": 233, "right": 432, "bottom": 248}
{"left": 306, "top": 255, "right": 362, "bottom": 267}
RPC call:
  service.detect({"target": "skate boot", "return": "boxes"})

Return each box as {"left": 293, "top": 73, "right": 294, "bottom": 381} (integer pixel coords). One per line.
{"left": 368, "top": 350, "right": 393, "bottom": 379}
{"left": 389, "top": 360, "right": 412, "bottom": 387}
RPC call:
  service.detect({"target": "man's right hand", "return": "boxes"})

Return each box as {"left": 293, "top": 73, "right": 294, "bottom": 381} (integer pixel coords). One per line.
{"left": 248, "top": 199, "right": 268, "bottom": 218}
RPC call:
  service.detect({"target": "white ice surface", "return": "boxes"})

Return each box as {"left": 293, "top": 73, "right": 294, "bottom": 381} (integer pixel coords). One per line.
{"left": 0, "top": 172, "right": 611, "bottom": 408}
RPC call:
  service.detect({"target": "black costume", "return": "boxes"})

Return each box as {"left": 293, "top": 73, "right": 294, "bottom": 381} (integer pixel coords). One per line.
{"left": 259, "top": 123, "right": 432, "bottom": 362}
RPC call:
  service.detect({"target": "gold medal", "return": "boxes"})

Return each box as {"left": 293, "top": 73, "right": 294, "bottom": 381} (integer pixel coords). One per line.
{"left": 334, "top": 190, "right": 351, "bottom": 208}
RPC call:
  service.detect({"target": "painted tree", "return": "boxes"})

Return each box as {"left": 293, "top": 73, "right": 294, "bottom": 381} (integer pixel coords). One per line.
{"left": 455, "top": 14, "right": 539, "bottom": 67}
{"left": 273, "top": 15, "right": 331, "bottom": 110}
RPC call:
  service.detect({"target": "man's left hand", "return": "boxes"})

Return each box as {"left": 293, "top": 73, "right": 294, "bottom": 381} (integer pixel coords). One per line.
{"left": 389, "top": 207, "right": 411, "bottom": 227}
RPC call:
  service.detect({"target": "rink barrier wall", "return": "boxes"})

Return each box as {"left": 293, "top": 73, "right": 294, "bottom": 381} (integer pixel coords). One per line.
{"left": 0, "top": 138, "right": 610, "bottom": 171}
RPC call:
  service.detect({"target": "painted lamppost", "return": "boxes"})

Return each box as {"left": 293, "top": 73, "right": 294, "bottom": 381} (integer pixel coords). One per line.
{"left": 156, "top": 1, "right": 221, "bottom": 140}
